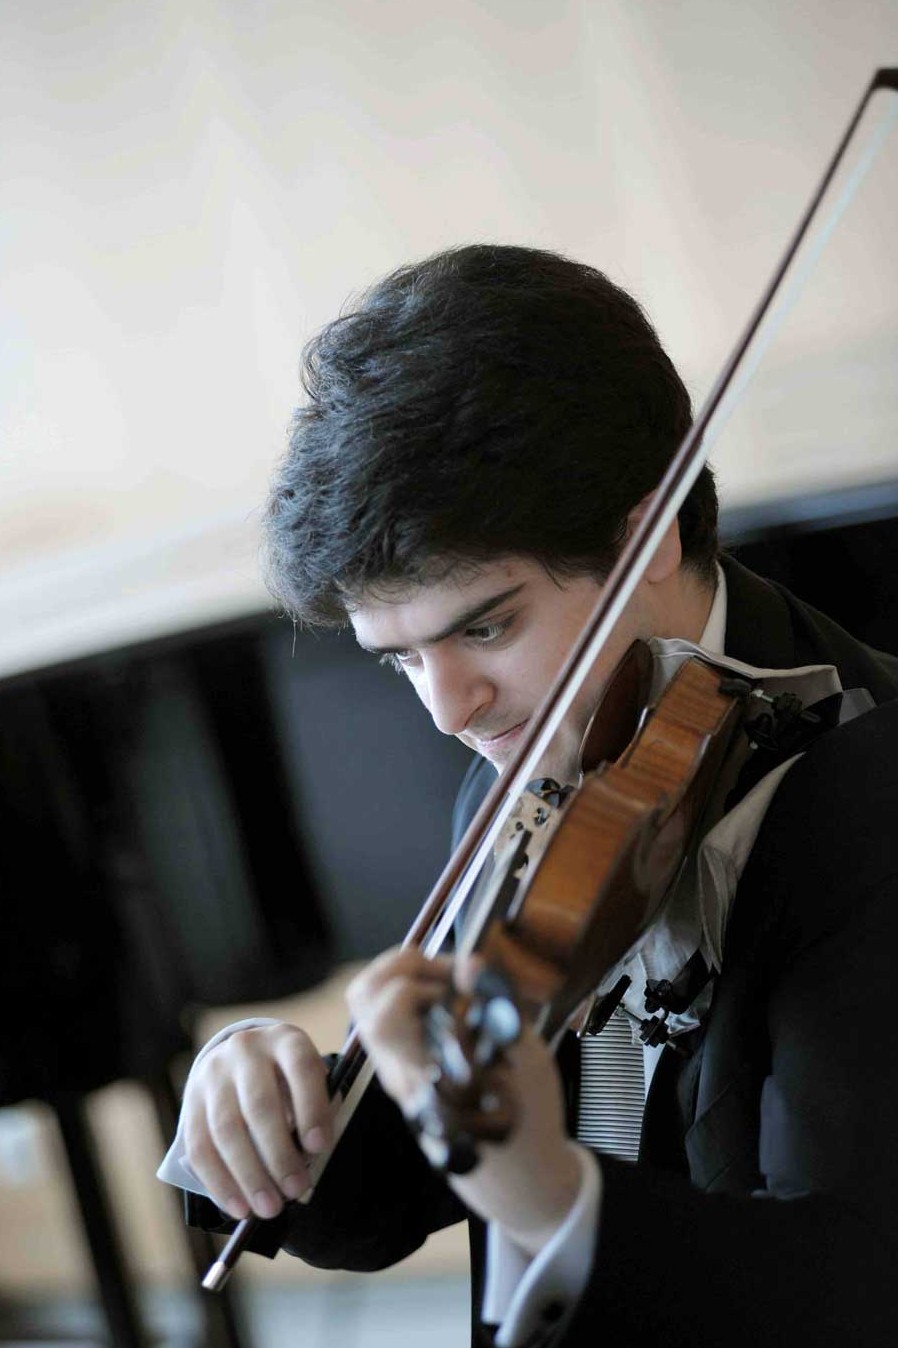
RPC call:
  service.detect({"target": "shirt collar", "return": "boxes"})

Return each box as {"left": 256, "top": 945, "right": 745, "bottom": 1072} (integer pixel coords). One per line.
{"left": 698, "top": 562, "right": 727, "bottom": 655}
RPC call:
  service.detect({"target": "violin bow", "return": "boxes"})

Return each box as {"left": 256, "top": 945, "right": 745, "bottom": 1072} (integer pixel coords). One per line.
{"left": 203, "top": 66, "right": 898, "bottom": 1291}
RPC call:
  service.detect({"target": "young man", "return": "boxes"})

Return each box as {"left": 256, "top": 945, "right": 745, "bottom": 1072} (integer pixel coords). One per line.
{"left": 160, "top": 246, "right": 898, "bottom": 1345}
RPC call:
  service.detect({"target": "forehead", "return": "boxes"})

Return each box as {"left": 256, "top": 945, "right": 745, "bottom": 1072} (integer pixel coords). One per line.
{"left": 348, "top": 556, "right": 541, "bottom": 649}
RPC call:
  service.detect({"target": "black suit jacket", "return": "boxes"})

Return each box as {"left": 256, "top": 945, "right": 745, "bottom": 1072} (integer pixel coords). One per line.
{"left": 195, "top": 557, "right": 898, "bottom": 1345}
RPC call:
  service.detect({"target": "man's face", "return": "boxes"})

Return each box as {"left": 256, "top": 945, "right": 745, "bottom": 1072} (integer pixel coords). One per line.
{"left": 349, "top": 555, "right": 651, "bottom": 785}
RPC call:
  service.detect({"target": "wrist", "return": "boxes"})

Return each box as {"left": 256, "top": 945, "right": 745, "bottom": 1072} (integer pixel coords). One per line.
{"left": 503, "top": 1141, "right": 584, "bottom": 1258}
{"left": 453, "top": 1139, "right": 584, "bottom": 1259}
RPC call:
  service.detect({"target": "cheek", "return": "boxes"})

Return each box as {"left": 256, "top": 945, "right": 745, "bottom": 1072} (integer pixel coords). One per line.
{"left": 499, "top": 651, "right": 544, "bottom": 706}
{"left": 503, "top": 640, "right": 568, "bottom": 705}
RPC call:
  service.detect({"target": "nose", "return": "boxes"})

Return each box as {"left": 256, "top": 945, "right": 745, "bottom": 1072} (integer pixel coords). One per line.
{"left": 419, "top": 649, "right": 493, "bottom": 737}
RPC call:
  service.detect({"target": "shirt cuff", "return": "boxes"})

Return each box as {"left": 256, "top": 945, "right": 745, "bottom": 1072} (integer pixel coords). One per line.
{"left": 155, "top": 1017, "right": 282, "bottom": 1196}
{"left": 483, "top": 1144, "right": 602, "bottom": 1347}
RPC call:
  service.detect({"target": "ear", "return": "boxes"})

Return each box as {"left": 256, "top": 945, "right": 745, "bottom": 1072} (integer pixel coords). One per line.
{"left": 625, "top": 493, "right": 682, "bottom": 584}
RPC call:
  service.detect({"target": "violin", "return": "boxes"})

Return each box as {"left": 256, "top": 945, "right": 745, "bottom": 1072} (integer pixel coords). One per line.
{"left": 201, "top": 66, "right": 898, "bottom": 1291}
{"left": 408, "top": 640, "right": 755, "bottom": 1173}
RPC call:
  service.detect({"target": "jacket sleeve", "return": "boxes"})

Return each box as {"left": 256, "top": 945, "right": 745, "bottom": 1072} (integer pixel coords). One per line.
{"left": 556, "top": 701, "right": 898, "bottom": 1348}
{"left": 187, "top": 1066, "right": 468, "bottom": 1272}
{"left": 279, "top": 1072, "right": 469, "bottom": 1270}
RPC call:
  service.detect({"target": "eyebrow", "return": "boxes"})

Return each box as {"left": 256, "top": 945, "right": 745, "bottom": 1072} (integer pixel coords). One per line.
{"left": 356, "top": 583, "right": 526, "bottom": 656}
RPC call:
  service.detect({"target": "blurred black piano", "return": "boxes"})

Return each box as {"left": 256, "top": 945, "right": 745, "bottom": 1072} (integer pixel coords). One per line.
{"left": 0, "top": 573, "right": 471, "bottom": 1347}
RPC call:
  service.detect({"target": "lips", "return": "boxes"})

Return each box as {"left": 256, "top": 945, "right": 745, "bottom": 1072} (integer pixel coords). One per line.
{"left": 474, "top": 720, "right": 527, "bottom": 755}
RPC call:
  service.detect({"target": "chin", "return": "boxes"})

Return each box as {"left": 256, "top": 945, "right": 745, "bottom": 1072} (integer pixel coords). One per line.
{"left": 530, "top": 754, "right": 577, "bottom": 787}
{"left": 470, "top": 735, "right": 577, "bottom": 785}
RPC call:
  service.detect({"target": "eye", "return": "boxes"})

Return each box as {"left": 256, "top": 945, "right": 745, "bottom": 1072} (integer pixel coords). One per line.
{"left": 464, "top": 618, "right": 511, "bottom": 645}
{"left": 378, "top": 650, "right": 419, "bottom": 674}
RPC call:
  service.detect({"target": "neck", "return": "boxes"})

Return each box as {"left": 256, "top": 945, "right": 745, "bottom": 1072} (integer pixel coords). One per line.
{"left": 655, "top": 565, "right": 718, "bottom": 643}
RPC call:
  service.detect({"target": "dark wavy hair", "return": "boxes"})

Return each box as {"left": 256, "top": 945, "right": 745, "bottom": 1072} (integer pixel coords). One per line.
{"left": 264, "top": 244, "right": 718, "bottom": 624}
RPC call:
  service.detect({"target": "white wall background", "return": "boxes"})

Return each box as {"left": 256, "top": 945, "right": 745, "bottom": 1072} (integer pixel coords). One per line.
{"left": 2, "top": 0, "right": 896, "bottom": 675}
